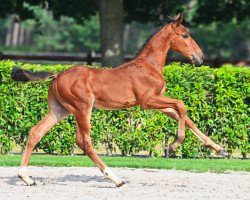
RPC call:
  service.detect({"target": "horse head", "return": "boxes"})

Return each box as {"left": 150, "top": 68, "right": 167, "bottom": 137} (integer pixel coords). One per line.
{"left": 169, "top": 13, "right": 204, "bottom": 65}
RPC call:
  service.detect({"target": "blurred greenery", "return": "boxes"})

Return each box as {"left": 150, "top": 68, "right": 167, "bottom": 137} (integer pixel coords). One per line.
{"left": 0, "top": 1, "right": 249, "bottom": 60}
{"left": 0, "top": 5, "right": 100, "bottom": 53}
{"left": 1, "top": 0, "right": 249, "bottom": 25}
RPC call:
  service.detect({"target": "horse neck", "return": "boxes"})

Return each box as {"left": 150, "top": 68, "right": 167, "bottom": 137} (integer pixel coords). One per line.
{"left": 136, "top": 24, "right": 172, "bottom": 71}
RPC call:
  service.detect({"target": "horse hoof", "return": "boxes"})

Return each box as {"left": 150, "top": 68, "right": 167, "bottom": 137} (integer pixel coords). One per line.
{"left": 18, "top": 175, "right": 37, "bottom": 186}
{"left": 165, "top": 147, "right": 174, "bottom": 158}
{"left": 116, "top": 181, "right": 125, "bottom": 187}
{"left": 30, "top": 181, "right": 37, "bottom": 186}
{"left": 217, "top": 149, "right": 230, "bottom": 158}
{"left": 25, "top": 181, "right": 37, "bottom": 186}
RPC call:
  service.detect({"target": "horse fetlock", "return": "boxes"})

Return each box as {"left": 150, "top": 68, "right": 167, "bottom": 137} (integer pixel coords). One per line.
{"left": 103, "top": 167, "right": 125, "bottom": 187}
{"left": 18, "top": 167, "right": 36, "bottom": 186}
{"left": 176, "top": 131, "right": 185, "bottom": 143}
{"left": 18, "top": 174, "right": 36, "bottom": 186}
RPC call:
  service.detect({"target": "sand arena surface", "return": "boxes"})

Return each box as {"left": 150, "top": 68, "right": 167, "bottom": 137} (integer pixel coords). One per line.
{"left": 0, "top": 167, "right": 249, "bottom": 200}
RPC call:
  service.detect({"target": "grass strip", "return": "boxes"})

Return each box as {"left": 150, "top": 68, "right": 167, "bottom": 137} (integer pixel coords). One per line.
{"left": 0, "top": 155, "right": 249, "bottom": 173}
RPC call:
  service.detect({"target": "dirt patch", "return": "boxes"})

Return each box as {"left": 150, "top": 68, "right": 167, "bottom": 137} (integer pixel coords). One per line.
{"left": 0, "top": 167, "right": 249, "bottom": 200}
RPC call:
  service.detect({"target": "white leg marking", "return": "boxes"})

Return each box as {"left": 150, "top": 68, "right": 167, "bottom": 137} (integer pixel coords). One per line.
{"left": 18, "top": 166, "right": 36, "bottom": 186}
{"left": 103, "top": 167, "right": 125, "bottom": 187}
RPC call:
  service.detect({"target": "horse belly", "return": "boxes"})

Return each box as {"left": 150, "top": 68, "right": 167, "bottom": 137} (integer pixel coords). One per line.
{"left": 94, "top": 99, "right": 138, "bottom": 110}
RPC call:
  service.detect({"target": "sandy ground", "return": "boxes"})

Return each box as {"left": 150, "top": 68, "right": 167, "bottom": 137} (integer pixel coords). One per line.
{"left": 0, "top": 167, "right": 249, "bottom": 200}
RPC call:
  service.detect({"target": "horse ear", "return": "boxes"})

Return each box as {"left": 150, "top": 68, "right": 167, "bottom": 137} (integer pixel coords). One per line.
{"left": 172, "top": 13, "right": 184, "bottom": 28}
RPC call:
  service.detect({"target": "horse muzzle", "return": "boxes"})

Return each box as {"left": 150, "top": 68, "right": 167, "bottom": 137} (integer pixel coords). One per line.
{"left": 191, "top": 53, "right": 204, "bottom": 65}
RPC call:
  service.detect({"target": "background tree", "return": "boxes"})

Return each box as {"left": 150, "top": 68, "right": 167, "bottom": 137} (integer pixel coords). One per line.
{"left": 95, "top": 0, "right": 124, "bottom": 66}
{"left": 192, "top": 0, "right": 250, "bottom": 61}
{"left": 0, "top": 0, "right": 186, "bottom": 66}
{"left": 192, "top": 0, "right": 250, "bottom": 25}
{"left": 49, "top": 0, "right": 187, "bottom": 66}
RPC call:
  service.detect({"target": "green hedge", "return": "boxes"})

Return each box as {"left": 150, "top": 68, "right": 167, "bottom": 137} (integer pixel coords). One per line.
{"left": 0, "top": 60, "right": 249, "bottom": 158}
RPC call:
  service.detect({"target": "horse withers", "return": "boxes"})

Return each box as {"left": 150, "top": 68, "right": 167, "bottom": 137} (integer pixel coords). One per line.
{"left": 12, "top": 13, "right": 228, "bottom": 187}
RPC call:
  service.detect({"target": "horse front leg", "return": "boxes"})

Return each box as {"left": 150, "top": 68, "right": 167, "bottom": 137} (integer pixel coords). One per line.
{"left": 160, "top": 108, "right": 229, "bottom": 157}
{"left": 141, "top": 96, "right": 187, "bottom": 155}
{"left": 159, "top": 108, "right": 185, "bottom": 156}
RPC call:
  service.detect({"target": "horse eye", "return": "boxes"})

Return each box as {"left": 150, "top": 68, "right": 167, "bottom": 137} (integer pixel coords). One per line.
{"left": 182, "top": 34, "right": 189, "bottom": 39}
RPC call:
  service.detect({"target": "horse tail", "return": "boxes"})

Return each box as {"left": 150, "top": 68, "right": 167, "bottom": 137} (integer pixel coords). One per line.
{"left": 11, "top": 67, "right": 58, "bottom": 82}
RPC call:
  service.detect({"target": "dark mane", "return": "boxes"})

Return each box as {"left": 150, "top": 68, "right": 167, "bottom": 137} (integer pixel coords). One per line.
{"left": 135, "top": 29, "right": 160, "bottom": 57}
{"left": 135, "top": 20, "right": 173, "bottom": 58}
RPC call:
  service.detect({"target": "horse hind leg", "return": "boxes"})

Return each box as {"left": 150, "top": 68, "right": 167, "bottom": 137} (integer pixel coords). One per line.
{"left": 17, "top": 113, "right": 58, "bottom": 186}
{"left": 18, "top": 90, "right": 69, "bottom": 186}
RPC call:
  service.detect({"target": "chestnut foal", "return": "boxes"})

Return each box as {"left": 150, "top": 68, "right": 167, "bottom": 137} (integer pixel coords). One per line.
{"left": 12, "top": 13, "right": 228, "bottom": 187}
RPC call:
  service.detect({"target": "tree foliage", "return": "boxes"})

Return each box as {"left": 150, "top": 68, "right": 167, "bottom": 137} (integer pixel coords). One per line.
{"left": 123, "top": 0, "right": 187, "bottom": 24}
{"left": 192, "top": 0, "right": 250, "bottom": 25}
{"left": 1, "top": 0, "right": 250, "bottom": 25}
{"left": 0, "top": 0, "right": 96, "bottom": 23}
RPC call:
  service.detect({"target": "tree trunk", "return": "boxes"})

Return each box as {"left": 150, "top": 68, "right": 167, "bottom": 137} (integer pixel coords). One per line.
{"left": 12, "top": 22, "right": 20, "bottom": 47}
{"left": 5, "top": 19, "right": 13, "bottom": 47}
{"left": 232, "top": 27, "right": 249, "bottom": 61}
{"left": 95, "top": 0, "right": 124, "bottom": 67}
